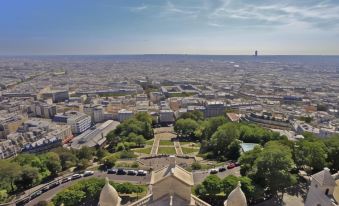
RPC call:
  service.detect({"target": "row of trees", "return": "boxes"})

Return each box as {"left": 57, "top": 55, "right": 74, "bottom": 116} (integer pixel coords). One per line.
{"left": 174, "top": 111, "right": 285, "bottom": 161}
{"left": 175, "top": 111, "right": 339, "bottom": 172}
{"left": 0, "top": 146, "right": 96, "bottom": 203}
{"left": 195, "top": 175, "right": 262, "bottom": 205}
{"left": 106, "top": 112, "right": 154, "bottom": 152}
{"left": 52, "top": 178, "right": 145, "bottom": 206}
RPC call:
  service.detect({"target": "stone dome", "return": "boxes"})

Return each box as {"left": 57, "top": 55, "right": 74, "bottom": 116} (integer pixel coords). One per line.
{"left": 99, "top": 177, "right": 121, "bottom": 206}
{"left": 224, "top": 181, "right": 247, "bottom": 206}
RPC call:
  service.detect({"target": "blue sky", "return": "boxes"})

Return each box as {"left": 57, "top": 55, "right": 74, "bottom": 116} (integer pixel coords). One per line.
{"left": 1, "top": 0, "right": 339, "bottom": 55}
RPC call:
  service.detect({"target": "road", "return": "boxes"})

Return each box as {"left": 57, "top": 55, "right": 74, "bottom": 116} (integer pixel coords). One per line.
{"left": 25, "top": 166, "right": 239, "bottom": 206}
{"left": 26, "top": 171, "right": 151, "bottom": 206}
{"left": 193, "top": 167, "right": 241, "bottom": 185}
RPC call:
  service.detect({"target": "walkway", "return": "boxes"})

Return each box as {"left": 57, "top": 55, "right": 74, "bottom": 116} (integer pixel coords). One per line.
{"left": 150, "top": 136, "right": 160, "bottom": 155}
{"left": 173, "top": 140, "right": 183, "bottom": 155}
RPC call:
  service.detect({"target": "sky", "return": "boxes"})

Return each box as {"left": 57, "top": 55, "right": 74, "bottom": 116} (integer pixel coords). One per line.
{"left": 1, "top": 0, "right": 339, "bottom": 55}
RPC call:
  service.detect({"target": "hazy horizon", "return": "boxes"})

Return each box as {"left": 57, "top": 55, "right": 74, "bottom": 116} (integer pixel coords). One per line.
{"left": 1, "top": 0, "right": 339, "bottom": 55}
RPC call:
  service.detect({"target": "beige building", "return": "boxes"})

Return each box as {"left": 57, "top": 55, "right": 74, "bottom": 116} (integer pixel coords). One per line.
{"left": 98, "top": 155, "right": 247, "bottom": 206}
{"left": 305, "top": 168, "right": 339, "bottom": 206}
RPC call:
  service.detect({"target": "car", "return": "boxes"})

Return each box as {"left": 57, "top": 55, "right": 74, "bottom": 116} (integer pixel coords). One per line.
{"left": 235, "top": 162, "right": 241, "bottom": 167}
{"left": 71, "top": 173, "right": 83, "bottom": 180}
{"left": 83, "top": 170, "right": 94, "bottom": 176}
{"left": 61, "top": 177, "right": 72, "bottom": 183}
{"left": 41, "top": 186, "right": 49, "bottom": 192}
{"left": 227, "top": 163, "right": 236, "bottom": 169}
{"left": 31, "top": 190, "right": 42, "bottom": 199}
{"left": 16, "top": 197, "right": 30, "bottom": 206}
{"left": 116, "top": 169, "right": 126, "bottom": 175}
{"left": 49, "top": 181, "right": 60, "bottom": 189}
{"left": 137, "top": 170, "right": 147, "bottom": 176}
{"left": 127, "top": 170, "right": 137, "bottom": 175}
{"left": 107, "top": 168, "right": 117, "bottom": 174}
{"left": 218, "top": 167, "right": 226, "bottom": 172}
{"left": 210, "top": 169, "right": 218, "bottom": 174}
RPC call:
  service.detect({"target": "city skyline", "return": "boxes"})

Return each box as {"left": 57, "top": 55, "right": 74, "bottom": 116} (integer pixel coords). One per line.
{"left": 1, "top": 0, "right": 339, "bottom": 55}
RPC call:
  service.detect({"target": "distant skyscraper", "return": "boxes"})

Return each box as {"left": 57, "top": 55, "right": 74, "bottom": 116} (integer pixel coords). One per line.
{"left": 254, "top": 50, "right": 258, "bottom": 56}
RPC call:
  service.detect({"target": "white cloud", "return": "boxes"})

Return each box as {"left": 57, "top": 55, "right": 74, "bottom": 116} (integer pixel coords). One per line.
{"left": 207, "top": 0, "right": 339, "bottom": 30}
{"left": 130, "top": 5, "right": 148, "bottom": 12}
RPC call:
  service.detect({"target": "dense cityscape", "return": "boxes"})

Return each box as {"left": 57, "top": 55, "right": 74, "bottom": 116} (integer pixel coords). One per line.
{"left": 0, "top": 55, "right": 338, "bottom": 206}
{"left": 1, "top": 0, "right": 339, "bottom": 205}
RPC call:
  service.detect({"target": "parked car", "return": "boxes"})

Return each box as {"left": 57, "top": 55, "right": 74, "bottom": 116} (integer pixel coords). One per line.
{"left": 71, "top": 173, "right": 83, "bottom": 180}
{"left": 83, "top": 170, "right": 94, "bottom": 176}
{"left": 218, "top": 167, "right": 226, "bottom": 172}
{"left": 31, "top": 191, "right": 42, "bottom": 199}
{"left": 235, "top": 162, "right": 241, "bottom": 167}
{"left": 210, "top": 169, "right": 218, "bottom": 174}
{"left": 41, "top": 186, "right": 49, "bottom": 193}
{"left": 107, "top": 168, "right": 117, "bottom": 174}
{"left": 117, "top": 169, "right": 126, "bottom": 175}
{"left": 227, "top": 163, "right": 236, "bottom": 169}
{"left": 16, "top": 197, "right": 30, "bottom": 206}
{"left": 61, "top": 177, "right": 72, "bottom": 183}
{"left": 49, "top": 181, "right": 60, "bottom": 189}
{"left": 127, "top": 170, "right": 137, "bottom": 175}
{"left": 137, "top": 170, "right": 147, "bottom": 176}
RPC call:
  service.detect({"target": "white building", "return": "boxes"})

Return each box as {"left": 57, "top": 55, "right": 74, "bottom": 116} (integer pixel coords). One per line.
{"left": 53, "top": 111, "right": 91, "bottom": 134}
{"left": 84, "top": 104, "right": 105, "bottom": 123}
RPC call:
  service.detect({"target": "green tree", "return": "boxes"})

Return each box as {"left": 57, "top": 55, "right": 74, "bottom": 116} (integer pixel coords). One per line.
{"left": 324, "top": 136, "right": 339, "bottom": 171}
{"left": 44, "top": 152, "right": 62, "bottom": 177}
{"left": 96, "top": 148, "right": 108, "bottom": 160}
{"left": 253, "top": 143, "right": 297, "bottom": 197}
{"left": 227, "top": 140, "right": 241, "bottom": 160}
{"left": 195, "top": 184, "right": 207, "bottom": 197}
{"left": 135, "top": 112, "right": 153, "bottom": 125}
{"left": 53, "top": 189, "right": 86, "bottom": 206}
{"left": 14, "top": 153, "right": 43, "bottom": 169}
{"left": 0, "top": 190, "right": 8, "bottom": 203}
{"left": 77, "top": 146, "right": 93, "bottom": 160}
{"left": 191, "top": 162, "right": 202, "bottom": 170}
{"left": 211, "top": 123, "right": 239, "bottom": 158}
{"left": 195, "top": 116, "right": 227, "bottom": 140}
{"left": 238, "top": 146, "right": 262, "bottom": 176}
{"left": 15, "top": 166, "right": 41, "bottom": 190}
{"left": 202, "top": 175, "right": 221, "bottom": 195}
{"left": 135, "top": 135, "right": 146, "bottom": 147}
{"left": 174, "top": 118, "right": 199, "bottom": 138}
{"left": 0, "top": 160, "right": 22, "bottom": 192}
{"left": 294, "top": 140, "right": 327, "bottom": 172}
{"left": 180, "top": 110, "right": 204, "bottom": 121}
{"left": 221, "top": 175, "right": 238, "bottom": 196}
{"left": 77, "top": 159, "right": 92, "bottom": 170}
{"left": 101, "top": 155, "right": 117, "bottom": 168}
{"left": 59, "top": 152, "right": 78, "bottom": 170}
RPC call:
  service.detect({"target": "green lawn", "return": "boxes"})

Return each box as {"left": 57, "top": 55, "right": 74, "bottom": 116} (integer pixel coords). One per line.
{"left": 181, "top": 147, "right": 199, "bottom": 154}
{"left": 180, "top": 141, "right": 201, "bottom": 147}
{"left": 157, "top": 147, "right": 176, "bottom": 155}
{"left": 145, "top": 139, "right": 154, "bottom": 145}
{"left": 159, "top": 140, "right": 174, "bottom": 146}
{"left": 133, "top": 147, "right": 152, "bottom": 154}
